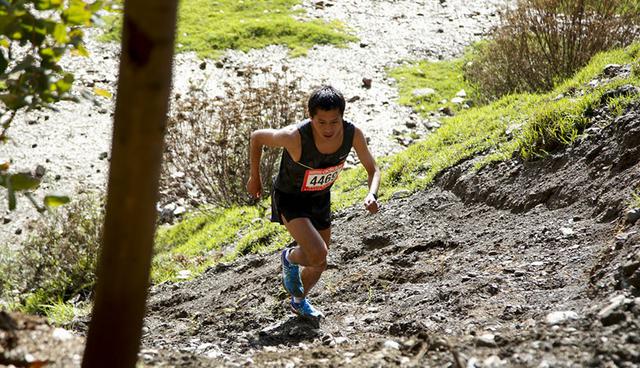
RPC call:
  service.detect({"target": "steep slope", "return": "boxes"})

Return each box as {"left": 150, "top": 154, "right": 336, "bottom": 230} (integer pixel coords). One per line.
{"left": 137, "top": 103, "right": 640, "bottom": 366}
{"left": 1, "top": 91, "right": 638, "bottom": 368}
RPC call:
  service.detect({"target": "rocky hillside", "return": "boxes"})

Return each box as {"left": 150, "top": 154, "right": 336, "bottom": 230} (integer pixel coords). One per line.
{"left": 4, "top": 90, "right": 635, "bottom": 367}
{"left": 129, "top": 98, "right": 639, "bottom": 367}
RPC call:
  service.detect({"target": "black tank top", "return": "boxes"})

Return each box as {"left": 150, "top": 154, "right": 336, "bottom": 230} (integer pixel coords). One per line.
{"left": 274, "top": 119, "right": 355, "bottom": 195}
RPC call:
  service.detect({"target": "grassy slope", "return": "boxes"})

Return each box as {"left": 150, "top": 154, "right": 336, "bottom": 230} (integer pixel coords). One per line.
{"left": 154, "top": 44, "right": 640, "bottom": 283}
{"left": 101, "top": 0, "right": 357, "bottom": 58}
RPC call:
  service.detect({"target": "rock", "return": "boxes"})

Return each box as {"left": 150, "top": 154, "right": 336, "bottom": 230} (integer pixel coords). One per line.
{"left": 35, "top": 165, "right": 46, "bottom": 178}
{"left": 347, "top": 95, "right": 361, "bottom": 103}
{"left": 359, "top": 42, "right": 369, "bottom": 48}
{"left": 483, "top": 355, "right": 506, "bottom": 367}
{"left": 199, "top": 61, "right": 207, "bottom": 70}
{"left": 2, "top": 217, "right": 11, "bottom": 225}
{"left": 598, "top": 295, "right": 628, "bottom": 326}
{"left": 451, "top": 96, "right": 465, "bottom": 104}
{"left": 476, "top": 333, "right": 496, "bottom": 347}
{"left": 99, "top": 152, "right": 108, "bottom": 160}
{"left": 15, "top": 228, "right": 22, "bottom": 235}
{"left": 321, "top": 334, "right": 335, "bottom": 347}
{"left": 559, "top": 227, "right": 575, "bottom": 236}
{"left": 412, "top": 88, "right": 435, "bottom": 98}
{"left": 362, "top": 78, "right": 372, "bottom": 89}
{"left": 425, "top": 121, "right": 441, "bottom": 129}
{"left": 622, "top": 261, "right": 639, "bottom": 278}
{"left": 391, "top": 190, "right": 411, "bottom": 200}
{"left": 405, "top": 121, "right": 417, "bottom": 129}
{"left": 625, "top": 208, "right": 640, "bottom": 224}
{"left": 602, "top": 64, "right": 623, "bottom": 77}
{"left": 177, "top": 270, "right": 192, "bottom": 280}
{"left": 52, "top": 327, "right": 74, "bottom": 341}
{"left": 438, "top": 106, "right": 454, "bottom": 116}
{"left": 615, "top": 231, "right": 637, "bottom": 242}
{"left": 214, "top": 60, "right": 224, "bottom": 68}
{"left": 196, "top": 342, "right": 214, "bottom": 353}
{"left": 600, "top": 84, "right": 639, "bottom": 104}
{"left": 545, "top": 311, "right": 579, "bottom": 325}
{"left": 467, "top": 357, "right": 480, "bottom": 368}
{"left": 334, "top": 336, "right": 349, "bottom": 345}
{"left": 174, "top": 206, "right": 186, "bottom": 216}
{"left": 383, "top": 340, "right": 400, "bottom": 350}
{"left": 455, "top": 89, "right": 467, "bottom": 97}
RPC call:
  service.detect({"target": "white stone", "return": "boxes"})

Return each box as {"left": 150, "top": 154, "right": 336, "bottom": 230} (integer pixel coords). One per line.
{"left": 412, "top": 88, "right": 435, "bottom": 97}
{"left": 598, "top": 294, "right": 627, "bottom": 318}
{"left": 560, "top": 227, "right": 575, "bottom": 236}
{"left": 483, "top": 355, "right": 506, "bottom": 367}
{"left": 456, "top": 89, "right": 467, "bottom": 97}
{"left": 545, "top": 311, "right": 579, "bottom": 325}
{"left": 383, "top": 340, "right": 400, "bottom": 350}
{"left": 451, "top": 96, "right": 465, "bottom": 104}
{"left": 177, "top": 269, "right": 192, "bottom": 280}
{"left": 52, "top": 327, "right": 74, "bottom": 341}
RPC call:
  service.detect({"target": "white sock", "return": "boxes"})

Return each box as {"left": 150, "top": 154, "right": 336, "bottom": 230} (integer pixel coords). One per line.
{"left": 293, "top": 296, "right": 304, "bottom": 303}
{"left": 285, "top": 249, "right": 295, "bottom": 264}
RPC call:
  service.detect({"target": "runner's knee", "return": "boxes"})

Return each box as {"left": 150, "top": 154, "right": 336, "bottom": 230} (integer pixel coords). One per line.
{"left": 306, "top": 243, "right": 328, "bottom": 267}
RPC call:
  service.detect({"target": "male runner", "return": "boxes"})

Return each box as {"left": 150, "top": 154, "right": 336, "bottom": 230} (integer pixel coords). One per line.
{"left": 247, "top": 85, "right": 380, "bottom": 319}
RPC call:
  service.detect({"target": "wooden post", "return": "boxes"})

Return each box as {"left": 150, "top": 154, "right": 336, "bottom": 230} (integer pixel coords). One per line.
{"left": 82, "top": 0, "right": 178, "bottom": 366}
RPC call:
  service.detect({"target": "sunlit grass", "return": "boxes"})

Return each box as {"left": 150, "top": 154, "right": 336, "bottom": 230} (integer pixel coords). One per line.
{"left": 100, "top": 0, "right": 357, "bottom": 59}
{"left": 152, "top": 204, "right": 290, "bottom": 283}
{"left": 388, "top": 58, "right": 474, "bottom": 116}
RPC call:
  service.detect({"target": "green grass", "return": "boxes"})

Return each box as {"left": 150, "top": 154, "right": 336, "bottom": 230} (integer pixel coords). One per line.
{"left": 388, "top": 58, "right": 475, "bottom": 116}
{"left": 152, "top": 204, "right": 290, "bottom": 283}
{"left": 40, "top": 299, "right": 91, "bottom": 326}
{"left": 101, "top": 0, "right": 357, "bottom": 59}
{"left": 152, "top": 43, "right": 640, "bottom": 284}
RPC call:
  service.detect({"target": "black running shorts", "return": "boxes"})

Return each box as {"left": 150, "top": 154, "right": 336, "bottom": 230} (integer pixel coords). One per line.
{"left": 270, "top": 189, "right": 331, "bottom": 231}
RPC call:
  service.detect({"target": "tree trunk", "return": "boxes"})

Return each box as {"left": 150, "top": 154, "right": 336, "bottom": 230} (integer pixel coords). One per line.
{"left": 82, "top": 0, "right": 177, "bottom": 367}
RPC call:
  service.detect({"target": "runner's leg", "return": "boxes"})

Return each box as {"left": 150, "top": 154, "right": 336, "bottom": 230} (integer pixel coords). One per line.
{"left": 299, "top": 227, "right": 330, "bottom": 296}
{"left": 282, "top": 217, "right": 328, "bottom": 296}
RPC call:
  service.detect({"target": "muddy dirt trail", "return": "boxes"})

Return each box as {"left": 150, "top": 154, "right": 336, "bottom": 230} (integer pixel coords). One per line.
{"left": 133, "top": 101, "right": 640, "bottom": 367}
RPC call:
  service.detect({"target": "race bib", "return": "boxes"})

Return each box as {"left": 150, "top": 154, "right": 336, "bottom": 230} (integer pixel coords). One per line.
{"left": 301, "top": 163, "right": 344, "bottom": 192}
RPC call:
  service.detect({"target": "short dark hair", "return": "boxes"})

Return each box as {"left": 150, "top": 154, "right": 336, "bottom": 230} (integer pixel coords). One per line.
{"left": 308, "top": 85, "right": 345, "bottom": 117}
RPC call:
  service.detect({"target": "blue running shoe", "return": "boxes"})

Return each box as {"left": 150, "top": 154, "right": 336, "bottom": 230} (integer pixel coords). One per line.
{"left": 281, "top": 249, "right": 304, "bottom": 297}
{"left": 290, "top": 298, "right": 324, "bottom": 319}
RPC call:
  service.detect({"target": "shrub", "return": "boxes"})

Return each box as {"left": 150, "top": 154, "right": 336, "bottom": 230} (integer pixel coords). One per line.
{"left": 464, "top": 0, "right": 640, "bottom": 100}
{"left": 0, "top": 193, "right": 104, "bottom": 314}
{"left": 162, "top": 65, "right": 306, "bottom": 208}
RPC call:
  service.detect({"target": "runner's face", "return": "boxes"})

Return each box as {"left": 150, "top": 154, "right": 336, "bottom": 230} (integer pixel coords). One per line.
{"left": 311, "top": 108, "right": 343, "bottom": 140}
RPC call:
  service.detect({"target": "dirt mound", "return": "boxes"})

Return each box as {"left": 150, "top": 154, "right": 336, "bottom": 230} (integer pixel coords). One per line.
{"left": 134, "top": 103, "right": 640, "bottom": 366}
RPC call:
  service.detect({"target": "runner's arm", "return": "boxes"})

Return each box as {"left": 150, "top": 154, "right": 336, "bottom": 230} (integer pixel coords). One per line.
{"left": 353, "top": 127, "right": 380, "bottom": 213}
{"left": 247, "top": 127, "right": 298, "bottom": 198}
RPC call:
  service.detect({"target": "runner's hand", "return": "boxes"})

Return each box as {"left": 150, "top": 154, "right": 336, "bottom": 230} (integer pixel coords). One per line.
{"left": 364, "top": 193, "right": 379, "bottom": 214}
{"left": 247, "top": 176, "right": 262, "bottom": 199}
